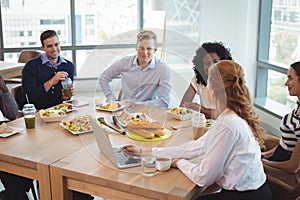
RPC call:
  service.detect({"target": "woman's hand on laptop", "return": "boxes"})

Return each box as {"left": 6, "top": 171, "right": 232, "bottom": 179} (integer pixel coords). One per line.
{"left": 120, "top": 145, "right": 149, "bottom": 157}
{"left": 120, "top": 145, "right": 153, "bottom": 159}
{"left": 119, "top": 145, "right": 140, "bottom": 158}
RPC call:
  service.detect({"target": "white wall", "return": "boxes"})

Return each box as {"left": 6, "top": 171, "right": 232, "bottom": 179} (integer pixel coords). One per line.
{"left": 199, "top": 0, "right": 259, "bottom": 95}
{"left": 199, "top": 0, "right": 281, "bottom": 135}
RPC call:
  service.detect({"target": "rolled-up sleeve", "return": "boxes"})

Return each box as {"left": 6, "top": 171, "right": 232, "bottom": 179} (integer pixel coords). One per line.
{"left": 98, "top": 58, "right": 129, "bottom": 101}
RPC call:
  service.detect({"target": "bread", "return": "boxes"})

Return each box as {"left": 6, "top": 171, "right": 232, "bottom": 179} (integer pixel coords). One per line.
{"left": 127, "top": 121, "right": 163, "bottom": 130}
{"left": 0, "top": 123, "right": 13, "bottom": 134}
{"left": 127, "top": 121, "right": 165, "bottom": 139}
{"left": 127, "top": 128, "right": 155, "bottom": 139}
{"left": 154, "top": 129, "right": 164, "bottom": 137}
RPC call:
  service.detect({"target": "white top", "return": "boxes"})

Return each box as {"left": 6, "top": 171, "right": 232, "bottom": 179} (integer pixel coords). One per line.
{"left": 190, "top": 77, "right": 215, "bottom": 109}
{"left": 279, "top": 108, "right": 300, "bottom": 152}
{"left": 155, "top": 110, "right": 266, "bottom": 191}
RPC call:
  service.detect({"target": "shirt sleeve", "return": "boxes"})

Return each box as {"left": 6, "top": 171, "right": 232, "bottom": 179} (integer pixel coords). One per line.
{"left": 0, "top": 91, "right": 18, "bottom": 120}
{"left": 98, "top": 59, "right": 125, "bottom": 101}
{"left": 22, "top": 61, "right": 50, "bottom": 101}
{"left": 160, "top": 124, "right": 237, "bottom": 188}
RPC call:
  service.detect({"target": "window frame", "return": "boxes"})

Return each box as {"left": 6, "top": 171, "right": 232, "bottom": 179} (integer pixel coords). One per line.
{"left": 255, "top": 0, "right": 290, "bottom": 118}
{"left": 0, "top": 0, "right": 144, "bottom": 75}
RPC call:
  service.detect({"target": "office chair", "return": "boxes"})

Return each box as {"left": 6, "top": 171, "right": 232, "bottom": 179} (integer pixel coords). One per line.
{"left": 5, "top": 50, "right": 42, "bottom": 84}
{"left": 264, "top": 164, "right": 300, "bottom": 200}
{"left": 11, "top": 84, "right": 25, "bottom": 113}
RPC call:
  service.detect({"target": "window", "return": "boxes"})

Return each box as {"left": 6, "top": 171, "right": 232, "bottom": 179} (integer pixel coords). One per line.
{"left": 255, "top": 0, "right": 300, "bottom": 116}
{"left": 74, "top": 0, "right": 138, "bottom": 46}
{"left": 0, "top": 0, "right": 200, "bottom": 80}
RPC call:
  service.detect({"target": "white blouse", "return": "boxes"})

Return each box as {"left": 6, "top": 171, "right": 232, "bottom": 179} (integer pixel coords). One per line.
{"left": 190, "top": 76, "right": 215, "bottom": 109}
{"left": 155, "top": 111, "right": 266, "bottom": 191}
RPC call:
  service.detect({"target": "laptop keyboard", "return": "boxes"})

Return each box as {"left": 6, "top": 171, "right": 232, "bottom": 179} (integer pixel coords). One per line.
{"left": 113, "top": 147, "right": 140, "bottom": 166}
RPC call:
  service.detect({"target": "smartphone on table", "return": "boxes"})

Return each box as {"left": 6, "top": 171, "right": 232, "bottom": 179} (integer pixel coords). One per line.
{"left": 64, "top": 99, "right": 89, "bottom": 107}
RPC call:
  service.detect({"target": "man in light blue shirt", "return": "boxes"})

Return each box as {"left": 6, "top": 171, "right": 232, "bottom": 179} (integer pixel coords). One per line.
{"left": 98, "top": 30, "right": 171, "bottom": 108}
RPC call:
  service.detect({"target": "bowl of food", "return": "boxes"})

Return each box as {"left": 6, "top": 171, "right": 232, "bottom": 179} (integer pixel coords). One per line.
{"left": 39, "top": 109, "right": 66, "bottom": 122}
{"left": 167, "top": 107, "right": 193, "bottom": 121}
{"left": 96, "top": 102, "right": 123, "bottom": 112}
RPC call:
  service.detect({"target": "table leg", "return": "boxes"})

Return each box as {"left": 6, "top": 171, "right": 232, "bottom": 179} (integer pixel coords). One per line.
{"left": 50, "top": 165, "right": 72, "bottom": 200}
{"left": 37, "top": 163, "right": 51, "bottom": 200}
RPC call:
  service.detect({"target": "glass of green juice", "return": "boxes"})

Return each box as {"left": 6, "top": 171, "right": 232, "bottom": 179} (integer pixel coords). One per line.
{"left": 22, "top": 104, "right": 36, "bottom": 129}
{"left": 61, "top": 77, "right": 72, "bottom": 98}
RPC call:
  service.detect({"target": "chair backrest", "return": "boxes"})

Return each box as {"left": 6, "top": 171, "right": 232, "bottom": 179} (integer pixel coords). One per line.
{"left": 5, "top": 50, "right": 43, "bottom": 84}
{"left": 265, "top": 164, "right": 300, "bottom": 200}
{"left": 18, "top": 50, "right": 42, "bottom": 63}
{"left": 11, "top": 84, "right": 25, "bottom": 110}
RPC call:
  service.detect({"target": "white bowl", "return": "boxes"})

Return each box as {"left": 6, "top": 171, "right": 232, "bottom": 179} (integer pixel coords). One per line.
{"left": 39, "top": 109, "right": 66, "bottom": 122}
{"left": 167, "top": 108, "right": 193, "bottom": 121}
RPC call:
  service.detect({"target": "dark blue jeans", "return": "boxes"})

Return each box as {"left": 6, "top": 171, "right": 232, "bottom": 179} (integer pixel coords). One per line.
{"left": 268, "top": 145, "right": 292, "bottom": 162}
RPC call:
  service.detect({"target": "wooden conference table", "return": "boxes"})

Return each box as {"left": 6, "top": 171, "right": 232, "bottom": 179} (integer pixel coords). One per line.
{"left": 1, "top": 99, "right": 200, "bottom": 199}
{"left": 0, "top": 98, "right": 96, "bottom": 199}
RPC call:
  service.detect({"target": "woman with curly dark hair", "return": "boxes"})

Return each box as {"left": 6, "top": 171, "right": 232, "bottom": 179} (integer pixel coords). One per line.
{"left": 180, "top": 42, "right": 232, "bottom": 118}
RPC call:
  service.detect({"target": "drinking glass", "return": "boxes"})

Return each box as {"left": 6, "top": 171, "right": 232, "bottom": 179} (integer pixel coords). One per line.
{"left": 61, "top": 77, "right": 72, "bottom": 98}
{"left": 192, "top": 112, "right": 206, "bottom": 140}
{"left": 22, "top": 104, "right": 36, "bottom": 129}
{"left": 155, "top": 155, "right": 171, "bottom": 171}
{"left": 140, "top": 147, "right": 156, "bottom": 177}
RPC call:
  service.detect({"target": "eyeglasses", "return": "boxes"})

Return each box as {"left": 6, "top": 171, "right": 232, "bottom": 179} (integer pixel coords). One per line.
{"left": 137, "top": 47, "right": 154, "bottom": 52}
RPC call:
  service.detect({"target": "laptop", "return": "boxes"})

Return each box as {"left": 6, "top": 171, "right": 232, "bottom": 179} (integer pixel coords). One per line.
{"left": 89, "top": 117, "right": 141, "bottom": 169}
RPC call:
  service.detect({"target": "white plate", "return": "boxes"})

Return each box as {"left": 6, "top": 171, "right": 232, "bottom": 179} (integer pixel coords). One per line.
{"left": 60, "top": 116, "right": 93, "bottom": 135}
{"left": 95, "top": 103, "right": 125, "bottom": 112}
{"left": 0, "top": 126, "right": 23, "bottom": 138}
{"left": 51, "top": 103, "right": 76, "bottom": 113}
{"left": 59, "top": 123, "right": 93, "bottom": 135}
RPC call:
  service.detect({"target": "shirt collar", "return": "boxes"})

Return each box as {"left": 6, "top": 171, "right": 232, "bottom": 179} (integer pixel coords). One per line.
{"left": 133, "top": 55, "right": 156, "bottom": 70}
{"left": 41, "top": 53, "right": 67, "bottom": 68}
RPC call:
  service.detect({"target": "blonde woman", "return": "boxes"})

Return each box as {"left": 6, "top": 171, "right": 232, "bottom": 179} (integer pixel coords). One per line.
{"left": 122, "top": 60, "right": 271, "bottom": 200}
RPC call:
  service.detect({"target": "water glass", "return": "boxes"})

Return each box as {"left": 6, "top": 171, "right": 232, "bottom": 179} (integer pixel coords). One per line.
{"left": 140, "top": 148, "right": 156, "bottom": 177}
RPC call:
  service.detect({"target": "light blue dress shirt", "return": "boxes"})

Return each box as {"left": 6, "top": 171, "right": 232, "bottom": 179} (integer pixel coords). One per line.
{"left": 98, "top": 55, "right": 171, "bottom": 108}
